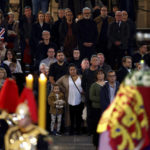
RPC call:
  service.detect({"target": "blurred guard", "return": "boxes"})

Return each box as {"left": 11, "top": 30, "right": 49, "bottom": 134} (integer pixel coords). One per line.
{"left": 5, "top": 103, "right": 52, "bottom": 150}
{"left": 0, "top": 79, "right": 19, "bottom": 150}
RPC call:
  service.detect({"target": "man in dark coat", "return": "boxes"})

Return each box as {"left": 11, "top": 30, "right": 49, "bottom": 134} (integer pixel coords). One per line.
{"left": 30, "top": 12, "right": 51, "bottom": 59}
{"left": 122, "top": 10, "right": 136, "bottom": 56}
{"left": 107, "top": 11, "right": 129, "bottom": 69}
{"left": 100, "top": 70, "right": 120, "bottom": 112}
{"left": 82, "top": 55, "right": 99, "bottom": 134}
{"left": 132, "top": 43, "right": 150, "bottom": 68}
{"left": 117, "top": 56, "right": 132, "bottom": 83}
{"left": 59, "top": 10, "right": 77, "bottom": 60}
{"left": 19, "top": 6, "right": 36, "bottom": 65}
{"left": 94, "top": 6, "right": 114, "bottom": 58}
{"left": 35, "top": 30, "right": 57, "bottom": 72}
{"left": 52, "top": 9, "right": 65, "bottom": 49}
{"left": 97, "top": 53, "right": 111, "bottom": 74}
{"left": 77, "top": 7, "right": 98, "bottom": 59}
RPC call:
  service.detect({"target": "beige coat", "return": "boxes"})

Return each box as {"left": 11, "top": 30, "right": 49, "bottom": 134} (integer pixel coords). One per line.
{"left": 56, "top": 75, "right": 82, "bottom": 127}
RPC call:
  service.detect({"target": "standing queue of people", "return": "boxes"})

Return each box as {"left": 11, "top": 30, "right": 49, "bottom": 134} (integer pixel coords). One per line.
{"left": 0, "top": 3, "right": 150, "bottom": 150}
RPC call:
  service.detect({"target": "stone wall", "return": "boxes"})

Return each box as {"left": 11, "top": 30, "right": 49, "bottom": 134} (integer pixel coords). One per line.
{"left": 136, "top": 0, "right": 150, "bottom": 28}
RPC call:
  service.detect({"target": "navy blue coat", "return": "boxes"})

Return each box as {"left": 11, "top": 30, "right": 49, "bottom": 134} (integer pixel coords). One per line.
{"left": 100, "top": 81, "right": 120, "bottom": 112}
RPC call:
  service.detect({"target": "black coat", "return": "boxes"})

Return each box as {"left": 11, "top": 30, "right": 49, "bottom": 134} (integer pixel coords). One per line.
{"left": 107, "top": 21, "right": 129, "bottom": 50}
{"left": 100, "top": 81, "right": 120, "bottom": 112}
{"left": 117, "top": 66, "right": 129, "bottom": 83}
{"left": 35, "top": 41, "right": 58, "bottom": 71}
{"left": 51, "top": 17, "right": 65, "bottom": 48}
{"left": 30, "top": 22, "right": 51, "bottom": 55}
{"left": 19, "top": 15, "right": 36, "bottom": 41}
{"left": 77, "top": 18, "right": 98, "bottom": 45}
{"left": 132, "top": 52, "right": 150, "bottom": 67}
{"left": 59, "top": 20, "right": 77, "bottom": 47}
{"left": 77, "top": 19, "right": 98, "bottom": 58}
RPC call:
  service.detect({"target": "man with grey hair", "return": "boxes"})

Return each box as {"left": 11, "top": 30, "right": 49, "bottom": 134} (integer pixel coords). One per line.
{"left": 107, "top": 11, "right": 129, "bottom": 69}
{"left": 82, "top": 55, "right": 99, "bottom": 134}
{"left": 77, "top": 7, "right": 98, "bottom": 59}
{"left": 35, "top": 30, "right": 57, "bottom": 72}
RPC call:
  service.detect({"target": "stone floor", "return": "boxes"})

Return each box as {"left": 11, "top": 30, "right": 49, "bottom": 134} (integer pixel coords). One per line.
{"left": 51, "top": 135, "right": 95, "bottom": 150}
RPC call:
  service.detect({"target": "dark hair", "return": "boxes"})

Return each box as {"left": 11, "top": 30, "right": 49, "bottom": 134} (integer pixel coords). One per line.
{"left": 107, "top": 70, "right": 116, "bottom": 76}
{"left": 73, "top": 48, "right": 80, "bottom": 52}
{"left": 138, "top": 42, "right": 147, "bottom": 48}
{"left": 96, "top": 69, "right": 105, "bottom": 80}
{"left": 48, "top": 47, "right": 55, "bottom": 51}
{"left": 67, "top": 63, "right": 78, "bottom": 75}
{"left": 5, "top": 49, "right": 17, "bottom": 63}
{"left": 101, "top": 6, "right": 108, "bottom": 9}
{"left": 53, "top": 83, "right": 59, "bottom": 88}
{"left": 122, "top": 56, "right": 132, "bottom": 63}
{"left": 56, "top": 50, "right": 64, "bottom": 56}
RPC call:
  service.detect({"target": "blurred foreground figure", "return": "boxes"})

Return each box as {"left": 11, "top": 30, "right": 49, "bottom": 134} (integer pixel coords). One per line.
{"left": 5, "top": 103, "right": 52, "bottom": 150}
{"left": 0, "top": 79, "right": 19, "bottom": 150}
{"left": 97, "top": 67, "right": 150, "bottom": 150}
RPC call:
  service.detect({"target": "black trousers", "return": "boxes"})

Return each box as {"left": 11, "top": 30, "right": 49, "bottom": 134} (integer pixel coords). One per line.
{"left": 69, "top": 103, "right": 83, "bottom": 133}
{"left": 108, "top": 45, "right": 126, "bottom": 70}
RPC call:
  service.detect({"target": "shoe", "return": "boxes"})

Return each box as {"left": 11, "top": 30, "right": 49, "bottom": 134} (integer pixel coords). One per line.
{"left": 51, "top": 131, "right": 56, "bottom": 136}
{"left": 56, "top": 131, "right": 62, "bottom": 136}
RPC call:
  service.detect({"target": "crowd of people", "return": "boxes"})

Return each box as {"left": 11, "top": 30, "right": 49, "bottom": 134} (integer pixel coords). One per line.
{"left": 0, "top": 1, "right": 150, "bottom": 150}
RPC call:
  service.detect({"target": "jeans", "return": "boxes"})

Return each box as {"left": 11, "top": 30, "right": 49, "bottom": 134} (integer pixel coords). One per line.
{"left": 32, "top": 0, "right": 50, "bottom": 16}
{"left": 51, "top": 114, "right": 62, "bottom": 132}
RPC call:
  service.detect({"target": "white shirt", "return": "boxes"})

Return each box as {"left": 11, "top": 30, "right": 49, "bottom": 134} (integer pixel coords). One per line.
{"left": 3, "top": 60, "right": 23, "bottom": 73}
{"left": 68, "top": 76, "right": 82, "bottom": 106}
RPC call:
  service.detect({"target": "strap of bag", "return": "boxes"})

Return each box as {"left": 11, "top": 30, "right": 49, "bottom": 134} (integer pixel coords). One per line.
{"left": 71, "top": 76, "right": 82, "bottom": 95}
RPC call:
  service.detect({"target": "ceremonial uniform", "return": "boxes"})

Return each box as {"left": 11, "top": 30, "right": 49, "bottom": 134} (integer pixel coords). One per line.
{"left": 0, "top": 110, "right": 18, "bottom": 149}
{"left": 5, "top": 124, "right": 50, "bottom": 150}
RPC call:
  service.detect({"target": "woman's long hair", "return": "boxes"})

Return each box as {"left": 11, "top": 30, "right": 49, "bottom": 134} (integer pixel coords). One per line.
{"left": 4, "top": 49, "right": 17, "bottom": 63}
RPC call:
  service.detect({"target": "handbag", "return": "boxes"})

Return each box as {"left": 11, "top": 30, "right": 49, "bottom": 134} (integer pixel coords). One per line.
{"left": 71, "top": 76, "right": 85, "bottom": 103}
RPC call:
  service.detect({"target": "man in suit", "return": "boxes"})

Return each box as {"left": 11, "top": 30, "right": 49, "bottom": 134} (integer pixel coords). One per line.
{"left": 107, "top": 11, "right": 129, "bottom": 69}
{"left": 94, "top": 6, "right": 114, "bottom": 57}
{"left": 117, "top": 56, "right": 132, "bottom": 83}
{"left": 100, "top": 70, "right": 120, "bottom": 112}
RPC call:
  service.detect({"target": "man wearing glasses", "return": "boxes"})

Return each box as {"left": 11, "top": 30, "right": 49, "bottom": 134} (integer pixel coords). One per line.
{"left": 100, "top": 70, "right": 120, "bottom": 112}
{"left": 77, "top": 7, "right": 98, "bottom": 59}
{"left": 107, "top": 11, "right": 129, "bottom": 70}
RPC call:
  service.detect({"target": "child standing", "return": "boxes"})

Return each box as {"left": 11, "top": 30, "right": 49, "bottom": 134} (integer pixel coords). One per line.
{"left": 48, "top": 84, "right": 65, "bottom": 135}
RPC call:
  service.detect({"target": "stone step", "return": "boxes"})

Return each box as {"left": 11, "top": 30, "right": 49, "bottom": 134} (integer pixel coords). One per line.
{"left": 51, "top": 135, "right": 95, "bottom": 150}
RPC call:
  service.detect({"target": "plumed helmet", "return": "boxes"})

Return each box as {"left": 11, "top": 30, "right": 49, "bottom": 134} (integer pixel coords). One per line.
{"left": 0, "top": 78, "right": 19, "bottom": 113}
{"left": 18, "top": 88, "right": 38, "bottom": 123}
